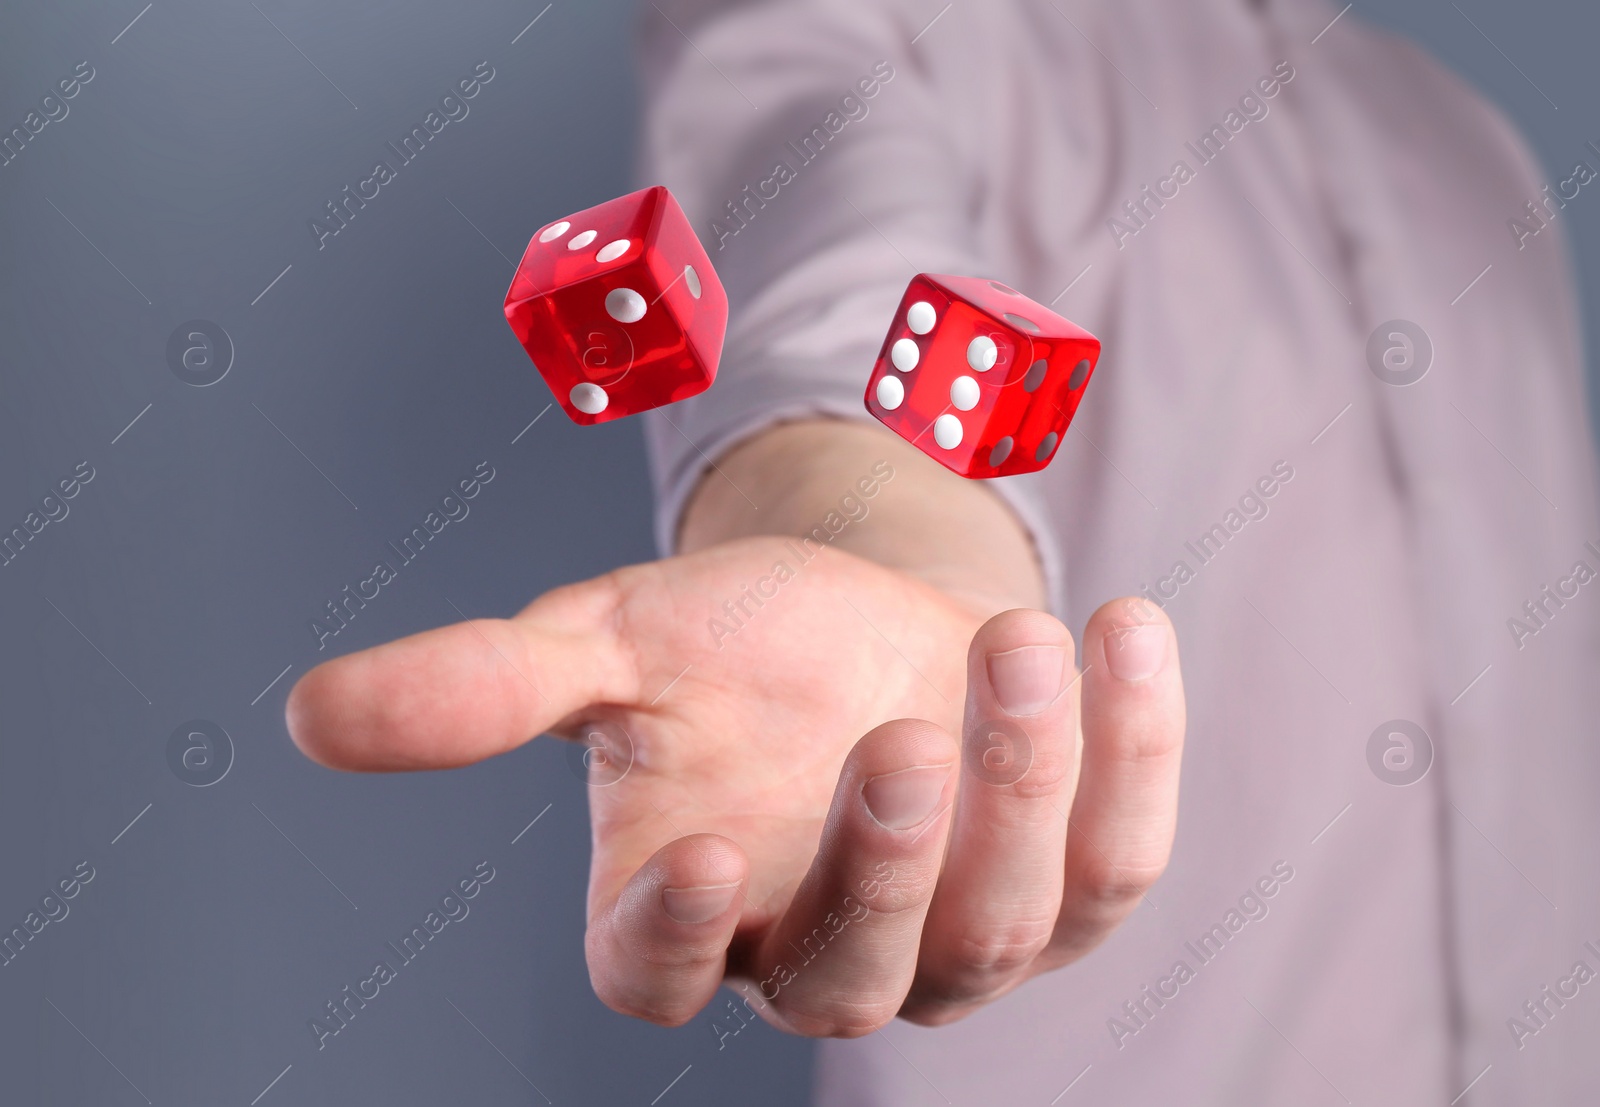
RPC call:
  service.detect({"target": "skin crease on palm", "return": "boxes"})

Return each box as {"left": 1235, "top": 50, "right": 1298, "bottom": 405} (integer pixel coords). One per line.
{"left": 285, "top": 419, "right": 1186, "bottom": 1037}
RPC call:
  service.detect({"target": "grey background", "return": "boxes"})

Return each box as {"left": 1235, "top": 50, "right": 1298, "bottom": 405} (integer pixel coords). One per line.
{"left": 0, "top": 1, "right": 1594, "bottom": 1104}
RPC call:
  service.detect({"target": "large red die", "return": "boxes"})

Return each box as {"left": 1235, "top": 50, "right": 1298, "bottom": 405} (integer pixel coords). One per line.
{"left": 864, "top": 275, "right": 1100, "bottom": 478}
{"left": 503, "top": 186, "right": 727, "bottom": 424}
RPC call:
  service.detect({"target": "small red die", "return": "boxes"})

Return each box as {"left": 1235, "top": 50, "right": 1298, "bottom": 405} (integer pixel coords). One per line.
{"left": 864, "top": 274, "right": 1100, "bottom": 478}
{"left": 503, "top": 186, "right": 728, "bottom": 424}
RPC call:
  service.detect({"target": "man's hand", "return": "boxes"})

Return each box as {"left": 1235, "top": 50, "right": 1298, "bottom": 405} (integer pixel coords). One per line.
{"left": 285, "top": 532, "right": 1184, "bottom": 1035}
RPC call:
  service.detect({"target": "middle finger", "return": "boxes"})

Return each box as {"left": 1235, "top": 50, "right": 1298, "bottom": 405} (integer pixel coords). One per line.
{"left": 903, "top": 609, "right": 1079, "bottom": 1022}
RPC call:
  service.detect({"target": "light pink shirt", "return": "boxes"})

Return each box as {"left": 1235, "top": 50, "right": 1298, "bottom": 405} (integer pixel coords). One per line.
{"left": 637, "top": 0, "right": 1600, "bottom": 1101}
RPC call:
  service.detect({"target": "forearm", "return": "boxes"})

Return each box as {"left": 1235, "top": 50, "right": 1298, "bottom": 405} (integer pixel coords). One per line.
{"left": 677, "top": 419, "right": 1047, "bottom": 617}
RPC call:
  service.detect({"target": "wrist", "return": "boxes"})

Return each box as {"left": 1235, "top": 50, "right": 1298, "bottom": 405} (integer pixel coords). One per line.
{"left": 677, "top": 419, "right": 1047, "bottom": 615}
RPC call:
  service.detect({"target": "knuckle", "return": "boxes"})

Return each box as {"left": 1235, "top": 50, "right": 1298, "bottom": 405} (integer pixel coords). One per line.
{"left": 946, "top": 920, "right": 1053, "bottom": 978}
{"left": 779, "top": 998, "right": 897, "bottom": 1039}
{"left": 906, "top": 922, "right": 1052, "bottom": 1013}
{"left": 1084, "top": 704, "right": 1183, "bottom": 769}
{"left": 1075, "top": 851, "right": 1167, "bottom": 908}
{"left": 901, "top": 963, "right": 1035, "bottom": 1023}
{"left": 1113, "top": 724, "right": 1184, "bottom": 767}
{"left": 1002, "top": 749, "right": 1074, "bottom": 799}
{"left": 852, "top": 871, "right": 937, "bottom": 919}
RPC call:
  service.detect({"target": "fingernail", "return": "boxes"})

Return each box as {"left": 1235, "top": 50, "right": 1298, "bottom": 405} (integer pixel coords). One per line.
{"left": 1103, "top": 623, "right": 1168, "bottom": 682}
{"left": 862, "top": 765, "right": 950, "bottom": 830}
{"left": 986, "top": 645, "right": 1067, "bottom": 716}
{"left": 662, "top": 883, "right": 740, "bottom": 924}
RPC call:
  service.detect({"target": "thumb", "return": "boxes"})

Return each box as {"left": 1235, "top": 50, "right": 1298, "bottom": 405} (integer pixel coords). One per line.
{"left": 285, "top": 577, "right": 639, "bottom": 771}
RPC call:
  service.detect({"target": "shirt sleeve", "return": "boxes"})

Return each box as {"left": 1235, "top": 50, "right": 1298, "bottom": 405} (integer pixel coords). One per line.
{"left": 632, "top": 0, "right": 1067, "bottom": 607}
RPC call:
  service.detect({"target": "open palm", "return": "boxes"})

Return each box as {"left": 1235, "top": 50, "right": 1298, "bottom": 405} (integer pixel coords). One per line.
{"left": 287, "top": 536, "right": 1184, "bottom": 1033}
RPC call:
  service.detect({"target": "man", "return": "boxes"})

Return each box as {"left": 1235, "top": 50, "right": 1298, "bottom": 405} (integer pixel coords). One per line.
{"left": 287, "top": 0, "right": 1600, "bottom": 1101}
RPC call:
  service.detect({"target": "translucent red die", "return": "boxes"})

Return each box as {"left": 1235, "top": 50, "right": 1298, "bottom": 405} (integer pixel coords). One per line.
{"left": 503, "top": 186, "right": 728, "bottom": 424}
{"left": 864, "top": 274, "right": 1100, "bottom": 478}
